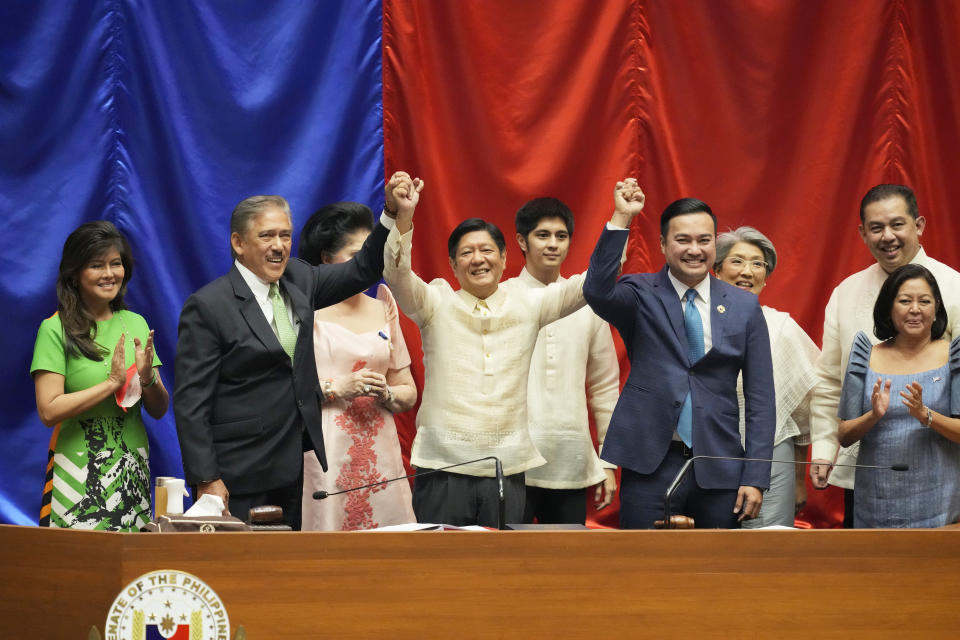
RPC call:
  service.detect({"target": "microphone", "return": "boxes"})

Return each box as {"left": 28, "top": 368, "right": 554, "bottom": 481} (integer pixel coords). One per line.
{"left": 313, "top": 456, "right": 506, "bottom": 530}
{"left": 662, "top": 455, "right": 909, "bottom": 529}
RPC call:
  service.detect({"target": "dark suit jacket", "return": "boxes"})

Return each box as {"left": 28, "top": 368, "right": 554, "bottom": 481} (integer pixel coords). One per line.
{"left": 173, "top": 221, "right": 389, "bottom": 494}
{"left": 583, "top": 227, "right": 775, "bottom": 489}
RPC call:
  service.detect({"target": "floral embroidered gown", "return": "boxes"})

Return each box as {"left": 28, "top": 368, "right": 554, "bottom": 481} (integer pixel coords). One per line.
{"left": 301, "top": 286, "right": 416, "bottom": 530}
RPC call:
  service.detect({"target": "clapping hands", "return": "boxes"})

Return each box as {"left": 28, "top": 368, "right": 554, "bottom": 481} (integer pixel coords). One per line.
{"left": 134, "top": 330, "right": 156, "bottom": 386}
{"left": 870, "top": 377, "right": 892, "bottom": 420}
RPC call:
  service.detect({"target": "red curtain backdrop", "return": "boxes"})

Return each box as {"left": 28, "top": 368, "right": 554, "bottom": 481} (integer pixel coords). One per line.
{"left": 382, "top": 0, "right": 960, "bottom": 528}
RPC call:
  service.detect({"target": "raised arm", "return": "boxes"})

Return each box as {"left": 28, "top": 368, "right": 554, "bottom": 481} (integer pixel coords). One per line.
{"left": 537, "top": 273, "right": 586, "bottom": 327}
{"left": 308, "top": 219, "right": 392, "bottom": 309}
{"left": 386, "top": 170, "right": 423, "bottom": 236}
{"left": 583, "top": 179, "right": 646, "bottom": 324}
{"left": 610, "top": 178, "right": 646, "bottom": 229}
{"left": 380, "top": 171, "right": 437, "bottom": 325}
{"left": 302, "top": 172, "right": 411, "bottom": 308}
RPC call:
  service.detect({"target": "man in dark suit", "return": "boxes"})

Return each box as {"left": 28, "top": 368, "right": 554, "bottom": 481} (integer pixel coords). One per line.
{"left": 174, "top": 185, "right": 400, "bottom": 529}
{"left": 583, "top": 179, "right": 775, "bottom": 528}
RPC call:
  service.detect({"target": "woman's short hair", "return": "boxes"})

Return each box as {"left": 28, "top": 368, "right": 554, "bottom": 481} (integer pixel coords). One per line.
{"left": 298, "top": 201, "right": 374, "bottom": 266}
{"left": 56, "top": 221, "right": 134, "bottom": 359}
{"left": 714, "top": 226, "right": 778, "bottom": 276}
{"left": 873, "top": 263, "right": 947, "bottom": 341}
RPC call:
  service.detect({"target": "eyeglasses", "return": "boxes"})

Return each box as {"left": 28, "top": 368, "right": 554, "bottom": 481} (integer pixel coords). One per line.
{"left": 726, "top": 257, "right": 768, "bottom": 272}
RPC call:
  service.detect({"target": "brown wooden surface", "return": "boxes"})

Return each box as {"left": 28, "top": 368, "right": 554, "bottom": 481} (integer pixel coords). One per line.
{"left": 3, "top": 524, "right": 959, "bottom": 638}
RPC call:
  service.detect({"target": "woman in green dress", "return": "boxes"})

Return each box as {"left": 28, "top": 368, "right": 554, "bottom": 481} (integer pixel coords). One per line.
{"left": 31, "top": 221, "right": 169, "bottom": 530}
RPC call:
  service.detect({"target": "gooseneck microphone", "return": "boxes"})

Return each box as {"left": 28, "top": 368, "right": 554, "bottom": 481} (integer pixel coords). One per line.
{"left": 313, "top": 456, "right": 506, "bottom": 530}
{"left": 662, "top": 455, "right": 909, "bottom": 529}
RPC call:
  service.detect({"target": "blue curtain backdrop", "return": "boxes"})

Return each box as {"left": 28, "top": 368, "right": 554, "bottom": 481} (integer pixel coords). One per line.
{"left": 0, "top": 0, "right": 384, "bottom": 525}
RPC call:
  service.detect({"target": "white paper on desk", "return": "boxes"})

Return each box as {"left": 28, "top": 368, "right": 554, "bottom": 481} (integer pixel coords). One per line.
{"left": 183, "top": 494, "right": 225, "bottom": 517}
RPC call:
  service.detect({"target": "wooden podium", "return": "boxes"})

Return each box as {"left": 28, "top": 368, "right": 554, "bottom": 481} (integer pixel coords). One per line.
{"left": 3, "top": 524, "right": 959, "bottom": 638}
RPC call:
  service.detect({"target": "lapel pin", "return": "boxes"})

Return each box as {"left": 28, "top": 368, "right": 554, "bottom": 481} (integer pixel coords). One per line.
{"left": 717, "top": 305, "right": 726, "bottom": 314}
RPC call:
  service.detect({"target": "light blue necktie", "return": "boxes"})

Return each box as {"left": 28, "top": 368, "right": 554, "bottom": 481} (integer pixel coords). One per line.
{"left": 677, "top": 288, "right": 704, "bottom": 446}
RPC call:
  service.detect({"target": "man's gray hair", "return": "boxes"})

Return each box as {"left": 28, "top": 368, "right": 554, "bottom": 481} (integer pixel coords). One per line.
{"left": 229, "top": 195, "right": 291, "bottom": 258}
{"left": 714, "top": 226, "right": 777, "bottom": 276}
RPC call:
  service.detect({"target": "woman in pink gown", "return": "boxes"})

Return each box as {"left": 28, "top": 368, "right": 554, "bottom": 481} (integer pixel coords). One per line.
{"left": 299, "top": 202, "right": 418, "bottom": 530}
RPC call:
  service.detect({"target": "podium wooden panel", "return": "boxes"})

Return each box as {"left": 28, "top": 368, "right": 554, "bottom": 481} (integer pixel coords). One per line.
{"left": 3, "top": 524, "right": 959, "bottom": 638}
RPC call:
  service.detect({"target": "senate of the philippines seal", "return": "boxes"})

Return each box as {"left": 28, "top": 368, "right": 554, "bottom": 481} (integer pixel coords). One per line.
{"left": 105, "top": 569, "right": 230, "bottom": 640}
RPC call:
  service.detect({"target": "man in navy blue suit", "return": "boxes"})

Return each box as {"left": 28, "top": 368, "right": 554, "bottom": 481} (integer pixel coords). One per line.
{"left": 584, "top": 179, "right": 775, "bottom": 528}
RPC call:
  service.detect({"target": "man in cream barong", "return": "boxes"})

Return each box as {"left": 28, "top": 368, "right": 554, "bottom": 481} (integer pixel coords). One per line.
{"left": 382, "top": 173, "right": 587, "bottom": 527}
{"left": 808, "top": 184, "right": 960, "bottom": 526}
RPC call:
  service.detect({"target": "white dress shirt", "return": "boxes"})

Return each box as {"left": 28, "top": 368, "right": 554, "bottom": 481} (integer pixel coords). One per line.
{"left": 810, "top": 247, "right": 960, "bottom": 488}
{"left": 512, "top": 268, "right": 620, "bottom": 489}
{"left": 383, "top": 226, "right": 586, "bottom": 476}
{"left": 233, "top": 259, "right": 299, "bottom": 336}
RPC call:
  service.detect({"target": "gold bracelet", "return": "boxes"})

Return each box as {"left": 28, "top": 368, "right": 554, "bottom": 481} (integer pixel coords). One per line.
{"left": 926, "top": 407, "right": 933, "bottom": 427}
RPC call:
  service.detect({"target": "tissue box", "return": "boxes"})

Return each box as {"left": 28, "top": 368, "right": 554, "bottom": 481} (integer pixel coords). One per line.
{"left": 141, "top": 515, "right": 250, "bottom": 533}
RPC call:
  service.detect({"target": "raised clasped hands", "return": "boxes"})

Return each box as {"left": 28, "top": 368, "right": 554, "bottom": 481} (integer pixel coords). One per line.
{"left": 612, "top": 177, "right": 645, "bottom": 227}
{"left": 385, "top": 171, "right": 424, "bottom": 221}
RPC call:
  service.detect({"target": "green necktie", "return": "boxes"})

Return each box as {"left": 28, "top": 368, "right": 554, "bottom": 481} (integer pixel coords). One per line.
{"left": 268, "top": 283, "right": 297, "bottom": 362}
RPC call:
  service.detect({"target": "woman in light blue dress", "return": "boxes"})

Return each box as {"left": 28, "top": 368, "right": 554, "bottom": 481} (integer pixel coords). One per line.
{"left": 838, "top": 264, "right": 960, "bottom": 528}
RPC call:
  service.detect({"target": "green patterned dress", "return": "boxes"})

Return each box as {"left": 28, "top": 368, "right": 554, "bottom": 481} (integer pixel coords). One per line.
{"left": 30, "top": 310, "right": 160, "bottom": 531}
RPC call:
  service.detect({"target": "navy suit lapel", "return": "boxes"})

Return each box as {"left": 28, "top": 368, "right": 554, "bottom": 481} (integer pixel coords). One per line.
{"left": 653, "top": 267, "right": 686, "bottom": 349}
{"left": 228, "top": 267, "right": 289, "bottom": 365}
{"left": 709, "top": 276, "right": 727, "bottom": 353}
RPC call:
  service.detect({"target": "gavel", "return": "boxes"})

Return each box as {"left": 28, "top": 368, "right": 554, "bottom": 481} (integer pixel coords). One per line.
{"left": 247, "top": 505, "right": 291, "bottom": 530}
{"left": 654, "top": 515, "right": 695, "bottom": 529}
